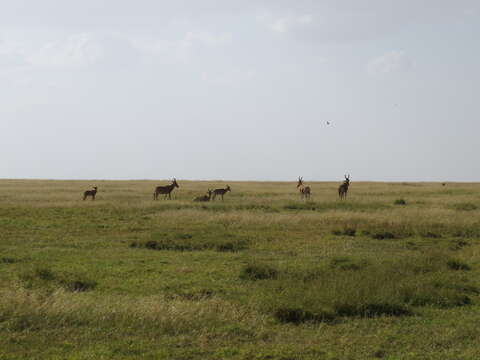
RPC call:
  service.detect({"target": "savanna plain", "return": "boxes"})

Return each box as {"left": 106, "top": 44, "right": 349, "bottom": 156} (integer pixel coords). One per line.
{"left": 1, "top": 180, "right": 479, "bottom": 360}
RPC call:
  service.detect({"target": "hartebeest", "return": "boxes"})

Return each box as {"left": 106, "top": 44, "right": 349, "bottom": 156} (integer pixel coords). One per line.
{"left": 212, "top": 185, "right": 231, "bottom": 201}
{"left": 83, "top": 186, "right": 98, "bottom": 201}
{"left": 193, "top": 189, "right": 212, "bottom": 202}
{"left": 297, "top": 177, "right": 311, "bottom": 200}
{"left": 338, "top": 175, "right": 350, "bottom": 200}
{"left": 153, "top": 178, "right": 179, "bottom": 200}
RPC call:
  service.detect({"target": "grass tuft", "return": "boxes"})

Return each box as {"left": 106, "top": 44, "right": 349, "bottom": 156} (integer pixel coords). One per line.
{"left": 240, "top": 263, "right": 278, "bottom": 281}
{"left": 447, "top": 259, "right": 471, "bottom": 271}
{"left": 371, "top": 232, "right": 396, "bottom": 240}
{"left": 332, "top": 228, "right": 356, "bottom": 237}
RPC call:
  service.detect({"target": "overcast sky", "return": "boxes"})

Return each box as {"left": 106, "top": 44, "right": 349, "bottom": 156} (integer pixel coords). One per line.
{"left": 1, "top": 0, "right": 478, "bottom": 181}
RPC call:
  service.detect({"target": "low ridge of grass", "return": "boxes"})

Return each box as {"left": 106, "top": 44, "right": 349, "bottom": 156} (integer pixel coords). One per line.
{"left": 130, "top": 233, "right": 249, "bottom": 252}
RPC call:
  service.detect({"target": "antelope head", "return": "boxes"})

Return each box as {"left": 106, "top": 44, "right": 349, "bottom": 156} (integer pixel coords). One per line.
{"left": 226, "top": 185, "right": 231, "bottom": 192}
{"left": 172, "top": 178, "right": 179, "bottom": 188}
{"left": 344, "top": 175, "right": 350, "bottom": 185}
{"left": 297, "top": 177, "right": 304, "bottom": 188}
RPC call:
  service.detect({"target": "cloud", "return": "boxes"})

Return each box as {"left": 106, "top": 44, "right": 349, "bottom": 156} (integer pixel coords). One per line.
{"left": 26, "top": 32, "right": 139, "bottom": 68}
{"left": 133, "top": 30, "right": 232, "bottom": 64}
{"left": 262, "top": 14, "right": 314, "bottom": 34}
{"left": 367, "top": 50, "right": 413, "bottom": 74}
{"left": 27, "top": 33, "right": 101, "bottom": 67}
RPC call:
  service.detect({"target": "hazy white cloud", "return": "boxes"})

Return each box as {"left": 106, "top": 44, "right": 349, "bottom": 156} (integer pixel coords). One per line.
{"left": 367, "top": 51, "right": 413, "bottom": 74}
{"left": 262, "top": 14, "right": 314, "bottom": 34}
{"left": 133, "top": 30, "right": 231, "bottom": 64}
{"left": 28, "top": 33, "right": 102, "bottom": 67}
{"left": 201, "top": 68, "right": 255, "bottom": 86}
{"left": 25, "top": 32, "right": 139, "bottom": 68}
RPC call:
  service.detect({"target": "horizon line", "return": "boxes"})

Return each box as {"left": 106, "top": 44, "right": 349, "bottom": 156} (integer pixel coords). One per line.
{"left": 0, "top": 177, "right": 476, "bottom": 183}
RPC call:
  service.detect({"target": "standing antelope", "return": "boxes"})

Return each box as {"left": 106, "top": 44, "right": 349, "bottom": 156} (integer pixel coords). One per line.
{"left": 338, "top": 175, "right": 351, "bottom": 200}
{"left": 212, "top": 185, "right": 231, "bottom": 201}
{"left": 153, "top": 178, "right": 179, "bottom": 200}
{"left": 297, "top": 177, "right": 311, "bottom": 200}
{"left": 83, "top": 186, "right": 98, "bottom": 201}
{"left": 193, "top": 189, "right": 212, "bottom": 202}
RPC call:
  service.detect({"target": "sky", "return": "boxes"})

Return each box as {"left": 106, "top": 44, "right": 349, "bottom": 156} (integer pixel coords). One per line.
{"left": 1, "top": 0, "right": 479, "bottom": 181}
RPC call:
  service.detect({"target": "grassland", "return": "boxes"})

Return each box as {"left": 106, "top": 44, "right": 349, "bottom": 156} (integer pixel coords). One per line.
{"left": 0, "top": 179, "right": 479, "bottom": 359}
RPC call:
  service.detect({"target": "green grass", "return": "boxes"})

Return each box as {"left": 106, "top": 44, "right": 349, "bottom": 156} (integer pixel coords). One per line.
{"left": 0, "top": 179, "right": 480, "bottom": 359}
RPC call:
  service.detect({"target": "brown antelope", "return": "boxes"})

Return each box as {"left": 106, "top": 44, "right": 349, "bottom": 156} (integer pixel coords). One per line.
{"left": 212, "top": 185, "right": 231, "bottom": 201}
{"left": 193, "top": 189, "right": 212, "bottom": 202}
{"left": 338, "top": 175, "right": 350, "bottom": 200}
{"left": 83, "top": 186, "right": 98, "bottom": 200}
{"left": 297, "top": 177, "right": 311, "bottom": 200}
{"left": 153, "top": 178, "right": 179, "bottom": 200}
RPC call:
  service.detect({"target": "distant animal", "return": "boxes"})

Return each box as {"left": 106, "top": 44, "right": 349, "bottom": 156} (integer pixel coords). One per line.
{"left": 212, "top": 185, "right": 231, "bottom": 201}
{"left": 153, "top": 178, "right": 179, "bottom": 200}
{"left": 83, "top": 186, "right": 98, "bottom": 201}
{"left": 442, "top": 183, "right": 446, "bottom": 186}
{"left": 338, "top": 175, "right": 350, "bottom": 200}
{"left": 297, "top": 177, "right": 311, "bottom": 200}
{"left": 194, "top": 189, "right": 212, "bottom": 202}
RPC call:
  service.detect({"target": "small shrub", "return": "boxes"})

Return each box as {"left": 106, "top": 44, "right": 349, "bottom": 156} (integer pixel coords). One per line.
{"left": 394, "top": 199, "right": 407, "bottom": 205}
{"left": 372, "top": 232, "right": 396, "bottom": 240}
{"left": 274, "top": 308, "right": 334, "bottom": 324}
{"left": 343, "top": 228, "right": 356, "bottom": 237}
{"left": 332, "top": 228, "right": 356, "bottom": 237}
{"left": 144, "top": 240, "right": 158, "bottom": 249}
{"left": 240, "top": 263, "right": 278, "bottom": 281}
{"left": 447, "top": 259, "right": 471, "bottom": 271}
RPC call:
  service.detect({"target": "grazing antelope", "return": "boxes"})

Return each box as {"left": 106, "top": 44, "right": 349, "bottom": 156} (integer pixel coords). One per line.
{"left": 297, "top": 177, "right": 311, "bottom": 200}
{"left": 338, "top": 175, "right": 351, "bottom": 200}
{"left": 212, "top": 185, "right": 231, "bottom": 201}
{"left": 83, "top": 186, "right": 98, "bottom": 201}
{"left": 153, "top": 178, "right": 179, "bottom": 200}
{"left": 193, "top": 189, "right": 212, "bottom": 202}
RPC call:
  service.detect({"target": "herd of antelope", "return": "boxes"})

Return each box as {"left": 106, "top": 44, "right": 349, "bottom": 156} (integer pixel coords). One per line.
{"left": 82, "top": 177, "right": 351, "bottom": 201}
